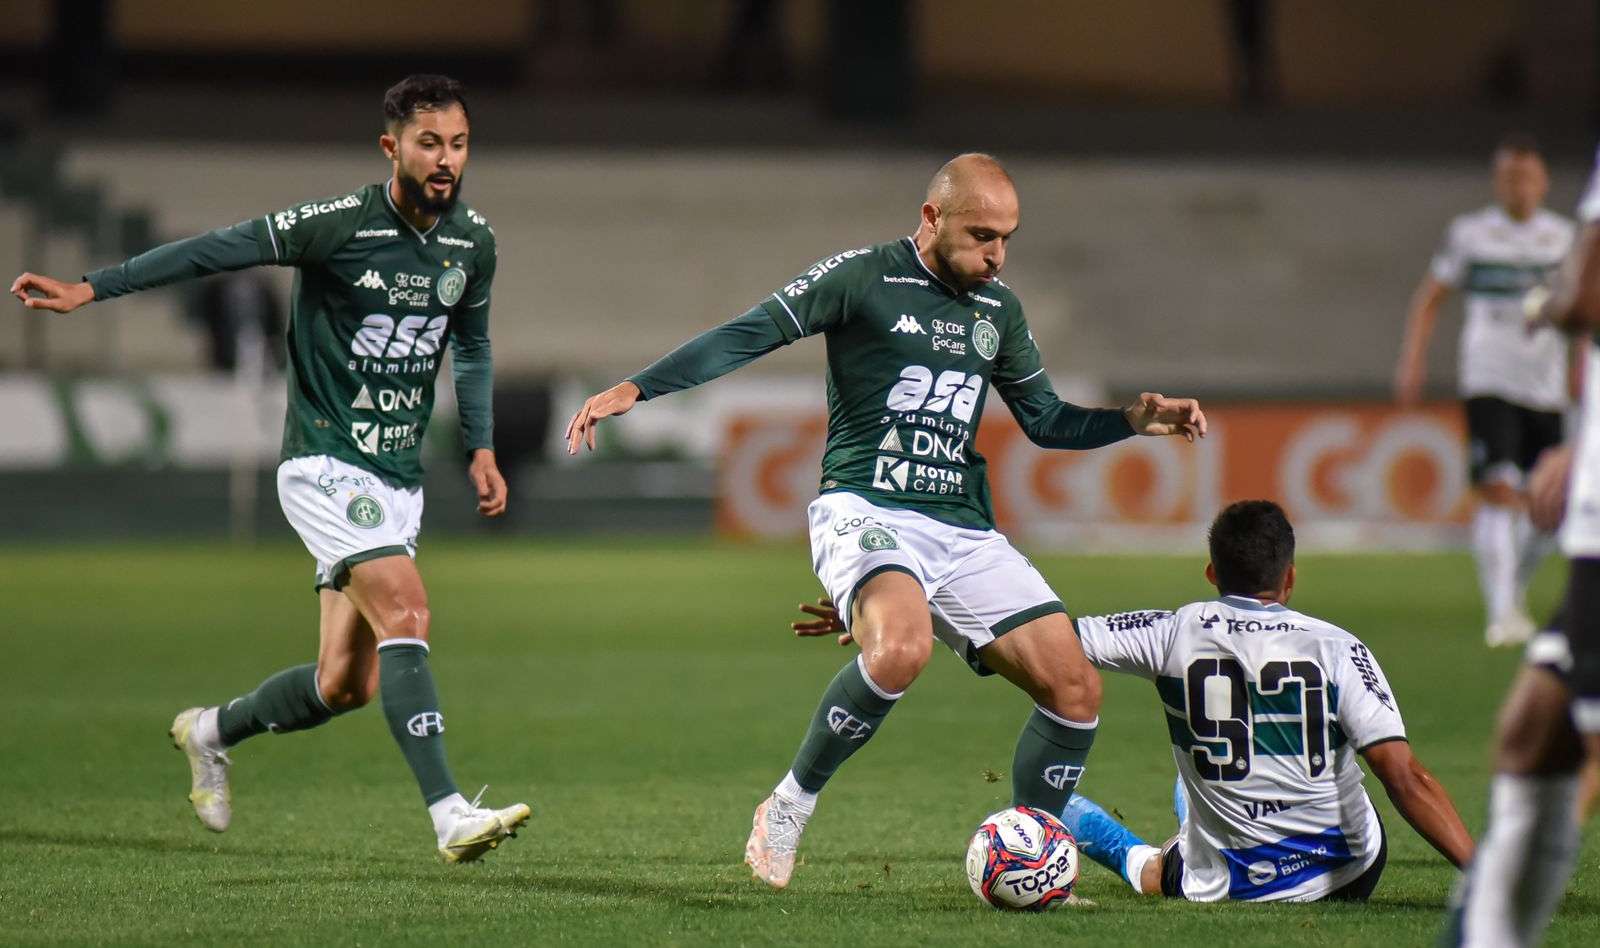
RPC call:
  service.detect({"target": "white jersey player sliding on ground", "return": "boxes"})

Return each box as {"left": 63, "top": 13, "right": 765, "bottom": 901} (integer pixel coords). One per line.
{"left": 795, "top": 500, "right": 1474, "bottom": 902}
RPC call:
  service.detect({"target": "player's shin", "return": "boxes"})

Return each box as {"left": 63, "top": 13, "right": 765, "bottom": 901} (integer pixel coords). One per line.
{"left": 783, "top": 654, "right": 902, "bottom": 805}
{"left": 376, "top": 639, "right": 459, "bottom": 809}
{"left": 1452, "top": 773, "right": 1579, "bottom": 947}
{"left": 212, "top": 663, "right": 342, "bottom": 748}
{"left": 1012, "top": 706, "right": 1097, "bottom": 814}
{"left": 1472, "top": 504, "right": 1518, "bottom": 624}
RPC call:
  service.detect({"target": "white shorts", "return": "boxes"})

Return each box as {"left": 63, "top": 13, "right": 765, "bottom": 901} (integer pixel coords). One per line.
{"left": 277, "top": 455, "right": 423, "bottom": 590}
{"left": 807, "top": 491, "right": 1066, "bottom": 674}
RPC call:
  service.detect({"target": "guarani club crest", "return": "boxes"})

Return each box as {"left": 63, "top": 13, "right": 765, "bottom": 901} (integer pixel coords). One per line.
{"left": 437, "top": 267, "right": 467, "bottom": 306}
{"left": 346, "top": 494, "right": 385, "bottom": 528}
{"left": 972, "top": 318, "right": 1000, "bottom": 360}
{"left": 859, "top": 526, "right": 899, "bottom": 552}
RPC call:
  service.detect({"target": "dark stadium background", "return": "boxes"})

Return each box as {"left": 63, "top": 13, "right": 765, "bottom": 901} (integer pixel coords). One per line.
{"left": 3, "top": 4, "right": 1599, "bottom": 946}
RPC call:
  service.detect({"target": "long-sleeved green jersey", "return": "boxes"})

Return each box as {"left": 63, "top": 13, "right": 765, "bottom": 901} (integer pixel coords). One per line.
{"left": 86, "top": 180, "right": 496, "bottom": 488}
{"left": 630, "top": 237, "right": 1133, "bottom": 530}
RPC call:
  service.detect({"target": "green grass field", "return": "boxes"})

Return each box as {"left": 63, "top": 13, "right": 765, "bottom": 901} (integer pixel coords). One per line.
{"left": 2, "top": 539, "right": 1597, "bottom": 946}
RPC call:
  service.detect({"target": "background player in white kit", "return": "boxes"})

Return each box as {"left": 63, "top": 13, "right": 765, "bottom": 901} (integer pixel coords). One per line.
{"left": 797, "top": 500, "right": 1474, "bottom": 902}
{"left": 1395, "top": 136, "right": 1578, "bottom": 646}
{"left": 1442, "top": 147, "right": 1600, "bottom": 947}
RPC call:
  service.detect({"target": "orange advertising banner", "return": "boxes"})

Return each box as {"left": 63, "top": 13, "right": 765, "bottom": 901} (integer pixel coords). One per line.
{"left": 717, "top": 403, "right": 1471, "bottom": 545}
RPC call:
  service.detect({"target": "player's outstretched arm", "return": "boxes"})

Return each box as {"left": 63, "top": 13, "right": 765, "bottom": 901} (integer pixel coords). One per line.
{"left": 1362, "top": 740, "right": 1474, "bottom": 869}
{"left": 11, "top": 219, "right": 267, "bottom": 313}
{"left": 565, "top": 305, "right": 793, "bottom": 454}
{"left": 1395, "top": 275, "right": 1449, "bottom": 406}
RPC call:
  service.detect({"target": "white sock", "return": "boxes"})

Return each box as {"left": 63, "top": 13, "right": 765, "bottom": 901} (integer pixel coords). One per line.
{"left": 195, "top": 706, "right": 226, "bottom": 753}
{"left": 428, "top": 792, "right": 470, "bottom": 841}
{"left": 1460, "top": 774, "right": 1580, "bottom": 948}
{"left": 1513, "top": 512, "right": 1554, "bottom": 612}
{"left": 1125, "top": 844, "right": 1161, "bottom": 894}
{"left": 774, "top": 771, "right": 818, "bottom": 814}
{"left": 1473, "top": 505, "right": 1518, "bottom": 624}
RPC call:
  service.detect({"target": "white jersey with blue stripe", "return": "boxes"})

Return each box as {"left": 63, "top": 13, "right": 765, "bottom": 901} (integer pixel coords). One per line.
{"left": 1075, "top": 596, "right": 1407, "bottom": 902}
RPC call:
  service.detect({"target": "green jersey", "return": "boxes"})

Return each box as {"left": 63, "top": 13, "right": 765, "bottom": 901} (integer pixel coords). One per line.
{"left": 631, "top": 238, "right": 1133, "bottom": 530}
{"left": 88, "top": 180, "right": 497, "bottom": 488}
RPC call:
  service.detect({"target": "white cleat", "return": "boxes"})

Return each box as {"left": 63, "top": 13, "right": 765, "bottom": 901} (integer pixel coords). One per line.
{"left": 169, "top": 707, "right": 231, "bottom": 832}
{"left": 437, "top": 789, "right": 531, "bottom": 864}
{"left": 745, "top": 794, "right": 811, "bottom": 889}
{"left": 1487, "top": 612, "right": 1537, "bottom": 648}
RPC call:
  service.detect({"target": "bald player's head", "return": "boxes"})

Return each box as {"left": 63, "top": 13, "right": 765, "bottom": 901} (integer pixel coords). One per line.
{"left": 916, "top": 153, "right": 1019, "bottom": 292}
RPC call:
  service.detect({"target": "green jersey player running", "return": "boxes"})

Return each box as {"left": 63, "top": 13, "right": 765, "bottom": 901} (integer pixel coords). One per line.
{"left": 565, "top": 153, "right": 1207, "bottom": 888}
{"left": 10, "top": 75, "right": 529, "bottom": 862}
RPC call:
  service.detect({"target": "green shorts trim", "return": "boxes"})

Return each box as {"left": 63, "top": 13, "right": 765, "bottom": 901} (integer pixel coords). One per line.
{"left": 991, "top": 600, "right": 1068, "bottom": 638}
{"left": 842, "top": 564, "right": 920, "bottom": 630}
{"left": 318, "top": 544, "right": 411, "bottom": 592}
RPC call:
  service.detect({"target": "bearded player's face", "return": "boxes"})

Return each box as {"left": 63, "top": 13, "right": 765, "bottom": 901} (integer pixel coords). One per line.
{"left": 930, "top": 184, "right": 1019, "bottom": 292}
{"left": 386, "top": 104, "right": 469, "bottom": 217}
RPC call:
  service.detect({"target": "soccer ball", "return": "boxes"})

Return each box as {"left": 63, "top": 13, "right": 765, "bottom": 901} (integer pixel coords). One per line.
{"left": 965, "top": 805, "right": 1080, "bottom": 910}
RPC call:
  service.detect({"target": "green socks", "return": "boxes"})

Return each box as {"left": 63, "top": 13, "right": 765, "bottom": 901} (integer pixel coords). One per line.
{"left": 378, "top": 640, "right": 459, "bottom": 806}
{"left": 1012, "top": 707, "right": 1097, "bottom": 812}
{"left": 789, "top": 656, "right": 902, "bottom": 793}
{"left": 216, "top": 663, "right": 338, "bottom": 746}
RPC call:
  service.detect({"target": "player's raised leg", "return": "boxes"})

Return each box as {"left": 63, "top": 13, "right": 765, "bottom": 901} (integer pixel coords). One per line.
{"left": 747, "top": 570, "right": 926, "bottom": 888}
{"left": 169, "top": 589, "right": 373, "bottom": 831}
{"left": 978, "top": 612, "right": 1101, "bottom": 814}
{"left": 340, "top": 554, "right": 530, "bottom": 863}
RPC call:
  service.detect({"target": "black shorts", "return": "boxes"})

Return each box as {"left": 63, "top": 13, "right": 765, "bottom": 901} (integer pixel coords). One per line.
{"left": 1528, "top": 558, "right": 1600, "bottom": 731}
{"left": 1159, "top": 818, "right": 1388, "bottom": 902}
{"left": 1464, "top": 396, "right": 1563, "bottom": 486}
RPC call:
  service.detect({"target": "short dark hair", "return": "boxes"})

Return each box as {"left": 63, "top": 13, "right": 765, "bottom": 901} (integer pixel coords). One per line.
{"left": 1207, "top": 500, "right": 1295, "bottom": 597}
{"left": 1494, "top": 131, "right": 1541, "bottom": 158}
{"left": 383, "top": 74, "right": 469, "bottom": 130}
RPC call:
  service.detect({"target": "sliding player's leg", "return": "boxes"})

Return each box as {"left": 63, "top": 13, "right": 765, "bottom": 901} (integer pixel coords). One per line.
{"left": 748, "top": 569, "right": 929, "bottom": 888}
{"left": 341, "top": 554, "right": 529, "bottom": 863}
{"left": 1061, "top": 793, "right": 1163, "bottom": 895}
{"left": 169, "top": 590, "right": 373, "bottom": 832}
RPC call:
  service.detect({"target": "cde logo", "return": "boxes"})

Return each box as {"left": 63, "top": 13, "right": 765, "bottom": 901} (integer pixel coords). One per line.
{"left": 346, "top": 494, "right": 385, "bottom": 528}
{"left": 826, "top": 706, "right": 872, "bottom": 740}
{"left": 405, "top": 711, "right": 445, "bottom": 737}
{"left": 1042, "top": 763, "right": 1084, "bottom": 790}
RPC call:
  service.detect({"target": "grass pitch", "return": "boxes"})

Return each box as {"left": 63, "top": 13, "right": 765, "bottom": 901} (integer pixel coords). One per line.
{"left": 2, "top": 539, "right": 1597, "bottom": 946}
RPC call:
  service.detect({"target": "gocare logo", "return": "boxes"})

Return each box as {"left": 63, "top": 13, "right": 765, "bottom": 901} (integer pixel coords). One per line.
{"left": 389, "top": 272, "right": 434, "bottom": 309}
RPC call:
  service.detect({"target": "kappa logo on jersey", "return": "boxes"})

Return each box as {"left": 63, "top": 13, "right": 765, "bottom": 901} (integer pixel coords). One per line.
{"left": 891, "top": 314, "right": 926, "bottom": 335}
{"left": 1041, "top": 763, "right": 1085, "bottom": 790}
{"left": 826, "top": 706, "right": 872, "bottom": 740}
{"left": 405, "top": 711, "right": 445, "bottom": 737}
{"left": 972, "top": 319, "right": 1000, "bottom": 360}
{"left": 353, "top": 270, "right": 389, "bottom": 291}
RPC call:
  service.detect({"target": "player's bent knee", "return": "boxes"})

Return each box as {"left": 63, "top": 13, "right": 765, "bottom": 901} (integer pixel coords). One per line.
{"left": 862, "top": 633, "right": 932, "bottom": 693}
{"left": 316, "top": 667, "right": 376, "bottom": 711}
{"left": 375, "top": 603, "right": 431, "bottom": 641}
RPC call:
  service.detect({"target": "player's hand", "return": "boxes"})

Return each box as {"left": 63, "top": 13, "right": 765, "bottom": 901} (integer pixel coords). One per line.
{"left": 1123, "top": 392, "right": 1206, "bottom": 442}
{"left": 10, "top": 273, "right": 94, "bottom": 313}
{"left": 565, "top": 380, "right": 641, "bottom": 455}
{"left": 792, "top": 597, "right": 853, "bottom": 647}
{"left": 467, "top": 448, "right": 508, "bottom": 517}
{"left": 1527, "top": 443, "right": 1573, "bottom": 532}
